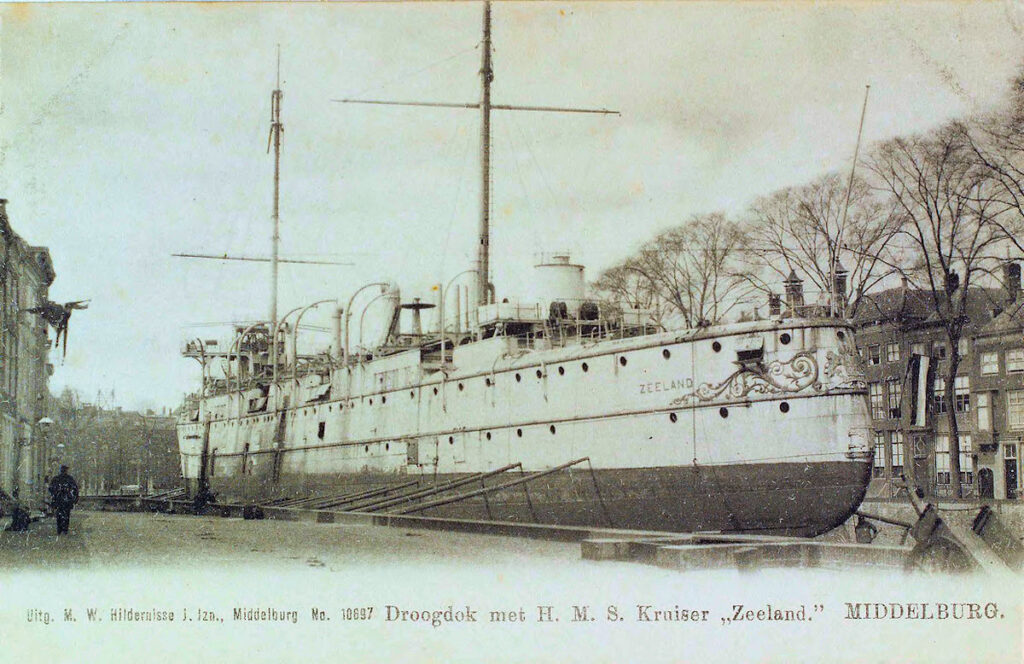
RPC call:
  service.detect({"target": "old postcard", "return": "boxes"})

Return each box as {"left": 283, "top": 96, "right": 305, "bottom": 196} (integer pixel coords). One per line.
{"left": 1, "top": 1, "right": 1022, "bottom": 662}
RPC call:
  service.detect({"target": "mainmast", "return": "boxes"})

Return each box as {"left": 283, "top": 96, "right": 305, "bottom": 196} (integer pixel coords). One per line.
{"left": 269, "top": 47, "right": 283, "bottom": 382}
{"left": 333, "top": 0, "right": 618, "bottom": 314}
{"left": 477, "top": 0, "right": 493, "bottom": 307}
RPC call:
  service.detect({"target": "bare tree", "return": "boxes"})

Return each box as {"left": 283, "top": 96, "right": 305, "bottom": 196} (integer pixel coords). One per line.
{"left": 867, "top": 123, "right": 1017, "bottom": 499}
{"left": 594, "top": 213, "right": 750, "bottom": 329}
{"left": 743, "top": 172, "right": 903, "bottom": 317}
{"left": 592, "top": 258, "right": 668, "bottom": 329}
{"left": 961, "top": 70, "right": 1024, "bottom": 255}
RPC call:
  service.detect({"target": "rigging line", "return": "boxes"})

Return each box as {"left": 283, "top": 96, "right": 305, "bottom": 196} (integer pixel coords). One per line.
{"left": 346, "top": 43, "right": 481, "bottom": 100}
{"left": 441, "top": 116, "right": 475, "bottom": 273}
{"left": 509, "top": 111, "right": 560, "bottom": 221}
{"left": 500, "top": 111, "right": 542, "bottom": 249}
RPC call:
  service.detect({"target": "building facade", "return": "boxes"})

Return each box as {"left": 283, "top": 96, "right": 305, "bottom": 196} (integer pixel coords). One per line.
{"left": 853, "top": 265, "right": 1023, "bottom": 501}
{"left": 0, "top": 199, "right": 56, "bottom": 503}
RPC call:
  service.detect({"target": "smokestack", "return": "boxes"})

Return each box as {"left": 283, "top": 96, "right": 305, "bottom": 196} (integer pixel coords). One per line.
{"left": 331, "top": 307, "right": 343, "bottom": 361}
{"left": 1005, "top": 261, "right": 1021, "bottom": 304}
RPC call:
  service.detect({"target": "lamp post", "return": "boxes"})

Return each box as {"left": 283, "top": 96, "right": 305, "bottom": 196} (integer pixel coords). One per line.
{"left": 35, "top": 417, "right": 54, "bottom": 502}
{"left": 344, "top": 282, "right": 389, "bottom": 362}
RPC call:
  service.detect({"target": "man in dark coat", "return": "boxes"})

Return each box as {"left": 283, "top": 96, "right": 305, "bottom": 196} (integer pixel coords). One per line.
{"left": 48, "top": 466, "right": 79, "bottom": 535}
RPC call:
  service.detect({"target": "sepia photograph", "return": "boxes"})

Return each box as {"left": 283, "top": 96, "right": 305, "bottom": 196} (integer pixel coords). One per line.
{"left": 1, "top": 1, "right": 1022, "bottom": 661}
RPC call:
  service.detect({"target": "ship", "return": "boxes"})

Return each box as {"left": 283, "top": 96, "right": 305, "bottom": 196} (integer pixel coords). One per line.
{"left": 176, "top": 1, "right": 873, "bottom": 537}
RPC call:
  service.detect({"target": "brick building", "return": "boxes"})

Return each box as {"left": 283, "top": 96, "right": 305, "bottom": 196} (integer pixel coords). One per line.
{"left": 0, "top": 199, "right": 56, "bottom": 502}
{"left": 852, "top": 264, "right": 1023, "bottom": 501}
{"left": 970, "top": 268, "right": 1024, "bottom": 500}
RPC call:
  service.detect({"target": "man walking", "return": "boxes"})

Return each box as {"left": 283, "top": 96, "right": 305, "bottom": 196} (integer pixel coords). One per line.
{"left": 48, "top": 466, "right": 79, "bottom": 535}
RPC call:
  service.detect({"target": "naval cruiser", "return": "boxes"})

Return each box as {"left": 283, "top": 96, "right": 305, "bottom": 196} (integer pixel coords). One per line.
{"left": 176, "top": 2, "right": 873, "bottom": 536}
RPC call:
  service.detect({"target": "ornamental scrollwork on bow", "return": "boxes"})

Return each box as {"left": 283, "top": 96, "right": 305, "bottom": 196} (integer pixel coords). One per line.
{"left": 669, "top": 351, "right": 819, "bottom": 406}
{"left": 822, "top": 349, "right": 867, "bottom": 390}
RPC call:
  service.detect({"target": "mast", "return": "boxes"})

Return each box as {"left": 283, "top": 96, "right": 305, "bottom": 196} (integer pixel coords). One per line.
{"left": 332, "top": 1, "right": 618, "bottom": 315}
{"left": 477, "top": 0, "right": 493, "bottom": 307}
{"left": 269, "top": 47, "right": 283, "bottom": 383}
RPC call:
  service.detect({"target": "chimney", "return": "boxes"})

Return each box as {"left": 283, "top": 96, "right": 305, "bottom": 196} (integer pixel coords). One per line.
{"left": 783, "top": 270, "right": 804, "bottom": 311}
{"left": 833, "top": 261, "right": 848, "bottom": 304}
{"left": 768, "top": 293, "right": 782, "bottom": 317}
{"left": 1004, "top": 261, "right": 1021, "bottom": 304}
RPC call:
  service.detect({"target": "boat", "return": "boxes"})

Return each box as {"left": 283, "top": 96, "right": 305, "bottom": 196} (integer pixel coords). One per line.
{"left": 176, "top": 2, "right": 873, "bottom": 536}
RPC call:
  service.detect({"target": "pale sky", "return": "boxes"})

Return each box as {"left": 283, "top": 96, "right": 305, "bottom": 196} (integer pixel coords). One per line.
{"left": 1, "top": 1, "right": 1022, "bottom": 411}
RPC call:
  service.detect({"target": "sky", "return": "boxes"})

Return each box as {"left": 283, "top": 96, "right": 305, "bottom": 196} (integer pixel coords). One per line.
{"left": 1, "top": 1, "right": 1022, "bottom": 412}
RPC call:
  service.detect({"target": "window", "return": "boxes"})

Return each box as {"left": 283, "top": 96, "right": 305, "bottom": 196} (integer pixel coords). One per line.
{"left": 869, "top": 382, "right": 885, "bottom": 420}
{"left": 891, "top": 431, "right": 905, "bottom": 478}
{"left": 911, "top": 342, "right": 927, "bottom": 356}
{"left": 867, "top": 345, "right": 881, "bottom": 366}
{"left": 957, "top": 337, "right": 969, "bottom": 358}
{"left": 1008, "top": 349, "right": 1024, "bottom": 373}
{"left": 981, "top": 352, "right": 999, "bottom": 376}
{"left": 977, "top": 393, "right": 991, "bottom": 431}
{"left": 1009, "top": 391, "right": 1024, "bottom": 430}
{"left": 886, "top": 378, "right": 902, "bottom": 419}
{"left": 954, "top": 375, "right": 970, "bottom": 413}
{"left": 935, "top": 435, "right": 950, "bottom": 485}
{"left": 885, "top": 342, "right": 900, "bottom": 363}
{"left": 873, "top": 432, "right": 886, "bottom": 478}
{"left": 934, "top": 378, "right": 947, "bottom": 415}
{"left": 932, "top": 341, "right": 947, "bottom": 360}
{"left": 318, "top": 422, "right": 326, "bottom": 439}
{"left": 959, "top": 435, "right": 973, "bottom": 485}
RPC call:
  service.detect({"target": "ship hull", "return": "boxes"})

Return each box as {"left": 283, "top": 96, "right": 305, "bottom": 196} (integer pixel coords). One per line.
{"left": 193, "top": 458, "right": 870, "bottom": 537}
{"left": 179, "top": 319, "right": 873, "bottom": 537}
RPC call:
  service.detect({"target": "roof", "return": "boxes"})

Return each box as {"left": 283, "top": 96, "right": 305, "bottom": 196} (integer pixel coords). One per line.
{"left": 852, "top": 286, "right": 1003, "bottom": 330}
{"left": 976, "top": 296, "right": 1024, "bottom": 338}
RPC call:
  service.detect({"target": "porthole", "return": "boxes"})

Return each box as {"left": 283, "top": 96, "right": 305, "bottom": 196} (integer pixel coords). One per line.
{"left": 448, "top": 436, "right": 454, "bottom": 444}
{"left": 485, "top": 378, "right": 492, "bottom": 386}
{"left": 549, "top": 425, "right": 556, "bottom": 435}
{"left": 582, "top": 362, "right": 589, "bottom": 372}
{"left": 619, "top": 356, "right": 628, "bottom": 367}
{"left": 516, "top": 428, "right": 523, "bottom": 438}
{"left": 779, "top": 402, "right": 790, "bottom": 413}
{"left": 515, "top": 373, "right": 522, "bottom": 382}
{"left": 780, "top": 333, "right": 792, "bottom": 345}
{"left": 557, "top": 366, "right": 565, "bottom": 376}
{"left": 719, "top": 407, "right": 729, "bottom": 418}
{"left": 712, "top": 341, "right": 722, "bottom": 353}
{"left": 485, "top": 432, "right": 492, "bottom": 441}
{"left": 669, "top": 413, "right": 678, "bottom": 423}
{"left": 458, "top": 383, "right": 464, "bottom": 391}
{"left": 536, "top": 369, "right": 543, "bottom": 379}
{"left": 836, "top": 330, "right": 845, "bottom": 341}
{"left": 662, "top": 349, "right": 671, "bottom": 359}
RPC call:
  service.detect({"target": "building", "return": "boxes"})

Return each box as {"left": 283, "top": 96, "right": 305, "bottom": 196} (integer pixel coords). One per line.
{"left": 970, "top": 266, "right": 1024, "bottom": 499}
{"left": 47, "top": 390, "right": 180, "bottom": 495}
{"left": 852, "top": 265, "right": 1022, "bottom": 501}
{"left": 0, "top": 199, "right": 56, "bottom": 503}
